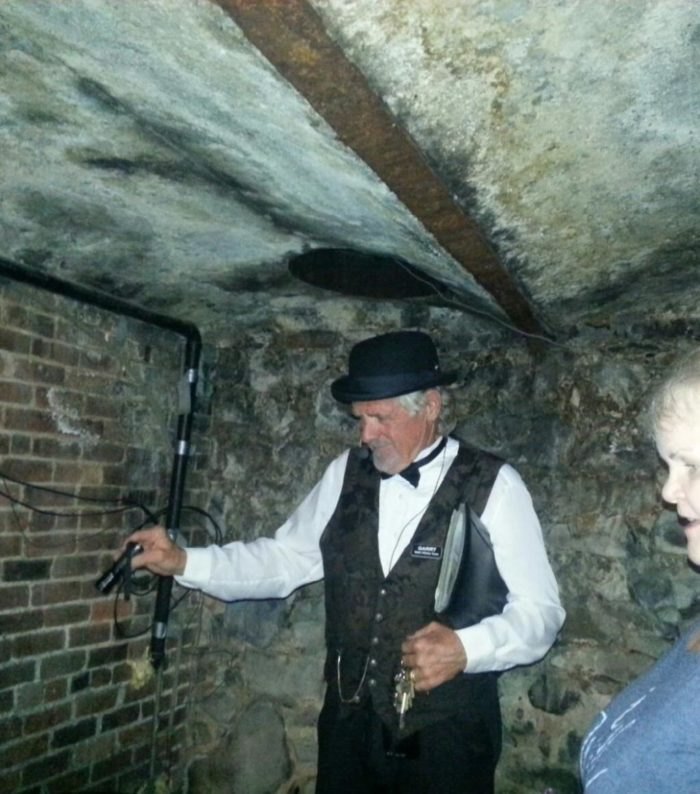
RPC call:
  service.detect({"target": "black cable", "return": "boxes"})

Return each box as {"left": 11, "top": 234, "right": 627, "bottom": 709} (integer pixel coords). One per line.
{"left": 150, "top": 504, "right": 224, "bottom": 545}
{"left": 180, "top": 505, "right": 224, "bottom": 544}
{"left": 0, "top": 482, "right": 154, "bottom": 551}
{"left": 112, "top": 573, "right": 194, "bottom": 639}
{"left": 0, "top": 467, "right": 159, "bottom": 522}
{"left": 112, "top": 556, "right": 196, "bottom": 639}
{"left": 0, "top": 487, "right": 149, "bottom": 518}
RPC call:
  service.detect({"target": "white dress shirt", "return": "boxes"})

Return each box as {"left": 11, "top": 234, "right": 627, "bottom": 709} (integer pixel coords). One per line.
{"left": 178, "top": 436, "right": 565, "bottom": 673}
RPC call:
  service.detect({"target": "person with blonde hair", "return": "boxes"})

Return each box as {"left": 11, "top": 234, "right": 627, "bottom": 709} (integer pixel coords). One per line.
{"left": 580, "top": 348, "right": 700, "bottom": 791}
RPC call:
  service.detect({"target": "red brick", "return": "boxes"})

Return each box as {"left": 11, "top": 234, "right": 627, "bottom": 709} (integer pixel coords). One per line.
{"left": 23, "top": 702, "right": 72, "bottom": 734}
{"left": 0, "top": 638, "right": 9, "bottom": 664}
{"left": 0, "top": 610, "right": 43, "bottom": 635}
{"left": 0, "top": 328, "right": 32, "bottom": 354}
{"left": 52, "top": 716, "right": 97, "bottom": 748}
{"left": 43, "top": 677, "right": 67, "bottom": 702}
{"left": 0, "top": 659, "right": 36, "bottom": 690}
{"left": 4, "top": 557, "right": 51, "bottom": 582}
{"left": 90, "top": 668, "right": 111, "bottom": 687}
{"left": 91, "top": 598, "right": 133, "bottom": 624}
{"left": 0, "top": 458, "right": 53, "bottom": 483}
{"left": 79, "top": 529, "right": 120, "bottom": 551}
{"left": 21, "top": 748, "right": 71, "bottom": 786}
{"left": 13, "top": 629, "right": 66, "bottom": 658}
{"left": 12, "top": 360, "right": 65, "bottom": 386}
{"left": 26, "top": 512, "right": 59, "bottom": 533}
{"left": 53, "top": 462, "right": 103, "bottom": 486}
{"left": 101, "top": 703, "right": 140, "bottom": 732}
{"left": 79, "top": 349, "right": 118, "bottom": 373}
{"left": 9, "top": 433, "right": 31, "bottom": 454}
{"left": 103, "top": 466, "right": 128, "bottom": 487}
{"left": 101, "top": 510, "right": 132, "bottom": 531}
{"left": 88, "top": 642, "right": 129, "bottom": 669}
{"left": 15, "top": 678, "right": 66, "bottom": 710}
{"left": 6, "top": 304, "right": 55, "bottom": 338}
{"left": 52, "top": 553, "right": 101, "bottom": 578}
{"left": 24, "top": 534, "right": 77, "bottom": 556}
{"left": 126, "top": 637, "right": 150, "bottom": 660}
{"left": 20, "top": 487, "right": 73, "bottom": 510}
{"left": 0, "top": 768, "right": 21, "bottom": 792}
{"left": 0, "top": 380, "right": 33, "bottom": 404}
{"left": 43, "top": 603, "right": 90, "bottom": 627}
{"left": 74, "top": 688, "right": 118, "bottom": 717}
{"left": 32, "top": 580, "right": 84, "bottom": 605}
{"left": 86, "top": 441, "right": 125, "bottom": 464}
{"left": 83, "top": 396, "right": 121, "bottom": 420}
{"left": 81, "top": 580, "right": 108, "bottom": 602}
{"left": 31, "top": 338, "right": 80, "bottom": 367}
{"left": 112, "top": 661, "right": 134, "bottom": 685}
{"left": 32, "top": 436, "right": 83, "bottom": 459}
{"left": 0, "top": 689, "right": 13, "bottom": 714}
{"left": 116, "top": 720, "right": 152, "bottom": 747}
{"left": 0, "top": 714, "right": 21, "bottom": 743}
{"left": 45, "top": 767, "right": 91, "bottom": 793}
{"left": 0, "top": 732, "right": 48, "bottom": 768}
{"left": 68, "top": 623, "right": 111, "bottom": 648}
{"left": 92, "top": 749, "right": 134, "bottom": 784}
{"left": 40, "top": 649, "right": 86, "bottom": 679}
{"left": 0, "top": 584, "right": 30, "bottom": 610}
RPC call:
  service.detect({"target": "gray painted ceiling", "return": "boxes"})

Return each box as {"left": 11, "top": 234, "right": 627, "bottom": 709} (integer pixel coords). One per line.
{"left": 0, "top": 0, "right": 697, "bottom": 342}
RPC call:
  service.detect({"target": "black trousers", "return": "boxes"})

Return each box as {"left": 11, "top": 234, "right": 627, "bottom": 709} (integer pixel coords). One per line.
{"left": 315, "top": 687, "right": 500, "bottom": 794}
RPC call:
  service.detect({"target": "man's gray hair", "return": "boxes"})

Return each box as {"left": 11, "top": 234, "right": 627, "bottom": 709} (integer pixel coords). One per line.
{"left": 396, "top": 388, "right": 455, "bottom": 436}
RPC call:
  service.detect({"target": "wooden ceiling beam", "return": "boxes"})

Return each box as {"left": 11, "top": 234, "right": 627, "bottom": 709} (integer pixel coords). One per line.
{"left": 215, "top": 0, "right": 544, "bottom": 335}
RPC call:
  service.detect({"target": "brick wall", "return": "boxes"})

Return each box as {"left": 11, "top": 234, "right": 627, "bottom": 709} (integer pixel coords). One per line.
{"left": 0, "top": 280, "right": 210, "bottom": 793}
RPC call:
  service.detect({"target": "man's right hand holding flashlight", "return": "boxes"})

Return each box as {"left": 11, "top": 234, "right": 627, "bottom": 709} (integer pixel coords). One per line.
{"left": 126, "top": 526, "right": 187, "bottom": 577}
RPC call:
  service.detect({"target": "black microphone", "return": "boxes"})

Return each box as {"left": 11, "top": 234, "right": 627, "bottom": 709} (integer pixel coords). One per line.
{"left": 95, "top": 542, "right": 144, "bottom": 594}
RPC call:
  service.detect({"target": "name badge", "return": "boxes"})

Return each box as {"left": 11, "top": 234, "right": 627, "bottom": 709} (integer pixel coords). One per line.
{"left": 411, "top": 543, "right": 442, "bottom": 560}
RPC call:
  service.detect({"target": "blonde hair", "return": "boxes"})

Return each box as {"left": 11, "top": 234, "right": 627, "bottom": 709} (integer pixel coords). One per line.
{"left": 649, "top": 348, "right": 700, "bottom": 436}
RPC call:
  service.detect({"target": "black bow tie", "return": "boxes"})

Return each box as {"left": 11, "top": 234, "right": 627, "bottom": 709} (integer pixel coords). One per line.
{"left": 380, "top": 436, "right": 447, "bottom": 487}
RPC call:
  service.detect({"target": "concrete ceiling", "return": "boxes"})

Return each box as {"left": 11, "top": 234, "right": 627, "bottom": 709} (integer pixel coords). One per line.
{"left": 0, "top": 0, "right": 697, "bottom": 342}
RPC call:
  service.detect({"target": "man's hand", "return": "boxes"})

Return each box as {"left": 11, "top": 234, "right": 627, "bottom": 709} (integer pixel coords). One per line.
{"left": 125, "top": 526, "right": 187, "bottom": 577}
{"left": 400, "top": 621, "right": 467, "bottom": 692}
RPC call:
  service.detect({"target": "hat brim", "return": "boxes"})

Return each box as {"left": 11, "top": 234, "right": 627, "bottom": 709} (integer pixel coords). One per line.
{"left": 331, "top": 370, "right": 456, "bottom": 404}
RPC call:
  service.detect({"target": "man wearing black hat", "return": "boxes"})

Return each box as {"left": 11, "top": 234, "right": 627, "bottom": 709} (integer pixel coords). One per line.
{"left": 128, "top": 330, "right": 564, "bottom": 794}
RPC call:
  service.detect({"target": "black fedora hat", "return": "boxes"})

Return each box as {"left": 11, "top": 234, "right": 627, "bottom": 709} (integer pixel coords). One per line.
{"left": 331, "top": 330, "right": 456, "bottom": 404}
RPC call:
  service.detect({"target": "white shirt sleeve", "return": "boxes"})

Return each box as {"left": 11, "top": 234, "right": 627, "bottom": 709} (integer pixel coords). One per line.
{"left": 456, "top": 463, "right": 566, "bottom": 673}
{"left": 175, "top": 450, "right": 349, "bottom": 601}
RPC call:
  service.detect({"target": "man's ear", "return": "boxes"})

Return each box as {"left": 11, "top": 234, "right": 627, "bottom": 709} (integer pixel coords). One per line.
{"left": 425, "top": 389, "right": 442, "bottom": 421}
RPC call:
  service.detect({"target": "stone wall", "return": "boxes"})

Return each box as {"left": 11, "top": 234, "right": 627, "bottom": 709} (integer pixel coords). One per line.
{"left": 183, "top": 307, "right": 700, "bottom": 794}
{"left": 4, "top": 284, "right": 697, "bottom": 793}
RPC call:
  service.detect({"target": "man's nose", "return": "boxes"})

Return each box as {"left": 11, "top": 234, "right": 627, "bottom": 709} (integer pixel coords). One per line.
{"left": 661, "top": 471, "right": 681, "bottom": 505}
{"left": 359, "top": 418, "right": 378, "bottom": 444}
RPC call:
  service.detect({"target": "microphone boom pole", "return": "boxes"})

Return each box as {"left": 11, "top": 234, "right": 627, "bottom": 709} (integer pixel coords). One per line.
{"left": 150, "top": 332, "right": 201, "bottom": 670}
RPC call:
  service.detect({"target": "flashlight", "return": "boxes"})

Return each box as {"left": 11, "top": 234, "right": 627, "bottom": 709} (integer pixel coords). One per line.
{"left": 95, "top": 542, "right": 144, "bottom": 594}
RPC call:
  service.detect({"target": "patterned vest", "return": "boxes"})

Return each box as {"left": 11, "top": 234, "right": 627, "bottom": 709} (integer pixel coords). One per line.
{"left": 320, "top": 438, "right": 507, "bottom": 738}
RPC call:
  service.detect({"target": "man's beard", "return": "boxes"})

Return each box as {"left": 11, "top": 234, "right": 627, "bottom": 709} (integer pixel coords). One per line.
{"left": 369, "top": 443, "right": 401, "bottom": 475}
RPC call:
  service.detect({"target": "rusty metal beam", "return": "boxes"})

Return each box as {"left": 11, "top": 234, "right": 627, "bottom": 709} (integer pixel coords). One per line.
{"left": 215, "top": 0, "right": 544, "bottom": 335}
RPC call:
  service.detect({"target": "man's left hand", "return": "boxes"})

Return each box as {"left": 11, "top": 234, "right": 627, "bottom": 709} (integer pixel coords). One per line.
{"left": 400, "top": 621, "right": 467, "bottom": 692}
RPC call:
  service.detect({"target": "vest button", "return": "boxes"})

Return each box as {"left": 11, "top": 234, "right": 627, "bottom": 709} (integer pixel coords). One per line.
{"left": 379, "top": 588, "right": 387, "bottom": 597}
{"left": 371, "top": 636, "right": 379, "bottom": 645}
{"left": 374, "top": 613, "right": 383, "bottom": 622}
{"left": 369, "top": 657, "right": 377, "bottom": 667}
{"left": 368, "top": 678, "right": 377, "bottom": 687}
